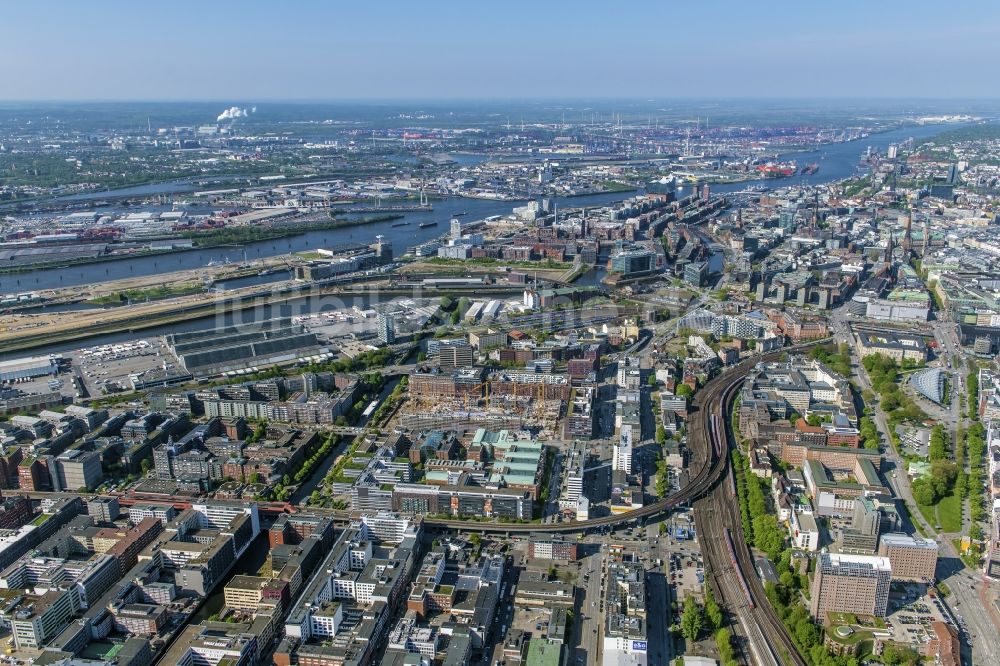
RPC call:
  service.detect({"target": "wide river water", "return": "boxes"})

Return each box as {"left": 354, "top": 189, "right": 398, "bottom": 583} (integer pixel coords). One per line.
{"left": 0, "top": 122, "right": 964, "bottom": 361}
{"left": 0, "top": 122, "right": 958, "bottom": 296}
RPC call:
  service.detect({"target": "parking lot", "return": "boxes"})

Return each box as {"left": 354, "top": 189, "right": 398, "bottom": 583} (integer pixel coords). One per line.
{"left": 883, "top": 584, "right": 952, "bottom": 649}
{"left": 71, "top": 337, "right": 183, "bottom": 396}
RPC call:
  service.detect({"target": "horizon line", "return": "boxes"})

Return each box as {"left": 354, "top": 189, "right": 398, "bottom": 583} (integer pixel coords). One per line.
{"left": 1, "top": 96, "right": 999, "bottom": 105}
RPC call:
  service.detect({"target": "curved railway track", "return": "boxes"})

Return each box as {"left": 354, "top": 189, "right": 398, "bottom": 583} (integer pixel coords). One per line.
{"left": 13, "top": 341, "right": 825, "bottom": 663}
{"left": 695, "top": 350, "right": 814, "bottom": 666}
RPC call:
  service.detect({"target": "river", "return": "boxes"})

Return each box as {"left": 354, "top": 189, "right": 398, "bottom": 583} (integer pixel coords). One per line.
{"left": 0, "top": 191, "right": 632, "bottom": 294}
{"left": 0, "top": 123, "right": 958, "bottom": 298}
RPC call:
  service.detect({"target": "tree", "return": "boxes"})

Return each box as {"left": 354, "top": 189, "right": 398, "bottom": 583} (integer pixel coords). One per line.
{"left": 656, "top": 425, "right": 667, "bottom": 446}
{"left": 859, "top": 416, "right": 880, "bottom": 450}
{"left": 680, "top": 595, "right": 703, "bottom": 642}
{"left": 704, "top": 586, "right": 722, "bottom": 632}
{"left": 928, "top": 425, "right": 948, "bottom": 461}
{"left": 647, "top": 374, "right": 658, "bottom": 388}
{"left": 930, "top": 459, "right": 958, "bottom": 497}
{"left": 779, "top": 571, "right": 796, "bottom": 589}
{"left": 912, "top": 476, "right": 938, "bottom": 506}
{"left": 752, "top": 514, "right": 785, "bottom": 561}
{"left": 882, "top": 644, "right": 921, "bottom": 666}
{"left": 806, "top": 413, "right": 821, "bottom": 427}
{"left": 955, "top": 471, "right": 968, "bottom": 499}
{"left": 675, "top": 384, "right": 693, "bottom": 399}
{"left": 140, "top": 459, "right": 151, "bottom": 475}
{"left": 249, "top": 472, "right": 263, "bottom": 485}
{"left": 970, "top": 523, "right": 984, "bottom": 541}
{"left": 715, "top": 628, "right": 734, "bottom": 663}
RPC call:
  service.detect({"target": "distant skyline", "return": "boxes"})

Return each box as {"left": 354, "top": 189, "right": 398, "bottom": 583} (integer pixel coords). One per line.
{"left": 2, "top": 0, "right": 999, "bottom": 101}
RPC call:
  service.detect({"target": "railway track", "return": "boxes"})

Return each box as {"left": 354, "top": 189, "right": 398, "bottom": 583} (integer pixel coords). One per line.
{"left": 694, "top": 356, "right": 811, "bottom": 666}
{"left": 13, "top": 340, "right": 824, "bottom": 662}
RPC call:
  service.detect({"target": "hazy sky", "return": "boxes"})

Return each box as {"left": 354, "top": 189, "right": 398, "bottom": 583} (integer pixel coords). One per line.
{"left": 2, "top": 0, "right": 998, "bottom": 100}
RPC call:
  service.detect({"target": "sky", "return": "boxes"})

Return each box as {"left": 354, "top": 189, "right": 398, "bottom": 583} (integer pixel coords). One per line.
{"left": 2, "top": 0, "right": 998, "bottom": 101}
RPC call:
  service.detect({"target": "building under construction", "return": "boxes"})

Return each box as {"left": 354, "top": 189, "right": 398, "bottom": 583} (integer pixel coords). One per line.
{"left": 400, "top": 367, "right": 566, "bottom": 435}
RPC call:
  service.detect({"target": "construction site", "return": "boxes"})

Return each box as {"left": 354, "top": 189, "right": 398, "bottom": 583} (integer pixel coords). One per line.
{"left": 396, "top": 371, "right": 566, "bottom": 438}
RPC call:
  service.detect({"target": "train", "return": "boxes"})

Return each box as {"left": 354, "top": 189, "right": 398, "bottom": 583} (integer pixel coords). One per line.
{"left": 724, "top": 527, "right": 755, "bottom": 609}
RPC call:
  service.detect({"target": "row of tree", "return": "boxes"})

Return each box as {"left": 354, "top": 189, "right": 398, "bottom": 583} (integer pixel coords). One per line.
{"left": 858, "top": 416, "right": 880, "bottom": 450}
{"left": 732, "top": 449, "right": 787, "bottom": 560}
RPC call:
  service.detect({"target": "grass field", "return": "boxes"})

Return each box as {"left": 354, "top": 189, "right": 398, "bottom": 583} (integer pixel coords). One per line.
{"left": 917, "top": 490, "right": 963, "bottom": 533}
{"left": 935, "top": 492, "right": 963, "bottom": 533}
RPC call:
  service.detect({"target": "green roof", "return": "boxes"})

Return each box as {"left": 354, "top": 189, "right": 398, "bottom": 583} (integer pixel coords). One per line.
{"left": 525, "top": 638, "right": 562, "bottom": 666}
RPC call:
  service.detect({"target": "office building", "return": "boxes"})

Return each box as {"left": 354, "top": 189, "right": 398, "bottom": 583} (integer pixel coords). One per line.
{"left": 528, "top": 535, "right": 578, "bottom": 561}
{"left": 877, "top": 533, "right": 938, "bottom": 583}
{"left": 54, "top": 450, "right": 103, "bottom": 492}
{"left": 810, "top": 553, "right": 892, "bottom": 619}
{"left": 87, "top": 497, "right": 120, "bottom": 523}
{"left": 603, "top": 556, "right": 648, "bottom": 665}
{"left": 684, "top": 261, "right": 707, "bottom": 287}
{"left": 435, "top": 340, "right": 474, "bottom": 369}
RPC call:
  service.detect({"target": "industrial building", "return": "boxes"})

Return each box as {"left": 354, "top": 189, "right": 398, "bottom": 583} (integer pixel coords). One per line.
{"left": 165, "top": 318, "right": 330, "bottom": 377}
{"left": 0, "top": 355, "right": 61, "bottom": 383}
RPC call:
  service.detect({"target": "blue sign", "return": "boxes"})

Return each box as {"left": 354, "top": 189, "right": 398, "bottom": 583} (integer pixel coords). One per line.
{"left": 632, "top": 640, "right": 648, "bottom": 652}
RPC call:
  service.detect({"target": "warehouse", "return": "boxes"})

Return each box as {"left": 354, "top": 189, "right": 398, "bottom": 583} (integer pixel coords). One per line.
{"left": 0, "top": 355, "right": 61, "bottom": 382}
{"left": 165, "top": 319, "right": 329, "bottom": 378}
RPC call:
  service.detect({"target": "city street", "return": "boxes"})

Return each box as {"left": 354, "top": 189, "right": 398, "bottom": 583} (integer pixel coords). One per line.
{"left": 828, "top": 304, "right": 1000, "bottom": 662}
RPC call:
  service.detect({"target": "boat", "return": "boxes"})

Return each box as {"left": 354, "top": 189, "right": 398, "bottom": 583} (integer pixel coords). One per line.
{"left": 454, "top": 212, "right": 468, "bottom": 217}
{"left": 391, "top": 221, "right": 410, "bottom": 227}
{"left": 800, "top": 163, "right": 820, "bottom": 176}
{"left": 418, "top": 221, "right": 439, "bottom": 229}
{"left": 754, "top": 162, "right": 796, "bottom": 179}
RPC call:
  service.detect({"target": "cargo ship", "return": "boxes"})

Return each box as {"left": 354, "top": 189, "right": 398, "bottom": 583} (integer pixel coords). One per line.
{"left": 755, "top": 162, "right": 796, "bottom": 178}
{"left": 800, "top": 163, "right": 819, "bottom": 176}
{"left": 418, "top": 221, "right": 438, "bottom": 229}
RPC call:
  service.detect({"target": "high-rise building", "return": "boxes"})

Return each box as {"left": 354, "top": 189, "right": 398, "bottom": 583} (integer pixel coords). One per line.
{"left": 377, "top": 313, "right": 395, "bottom": 345}
{"left": 613, "top": 425, "right": 633, "bottom": 475}
{"left": 563, "top": 441, "right": 586, "bottom": 504}
{"left": 877, "top": 533, "right": 938, "bottom": 583}
{"left": 839, "top": 496, "right": 881, "bottom": 553}
{"left": 450, "top": 218, "right": 462, "bottom": 240}
{"left": 810, "top": 553, "right": 892, "bottom": 619}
